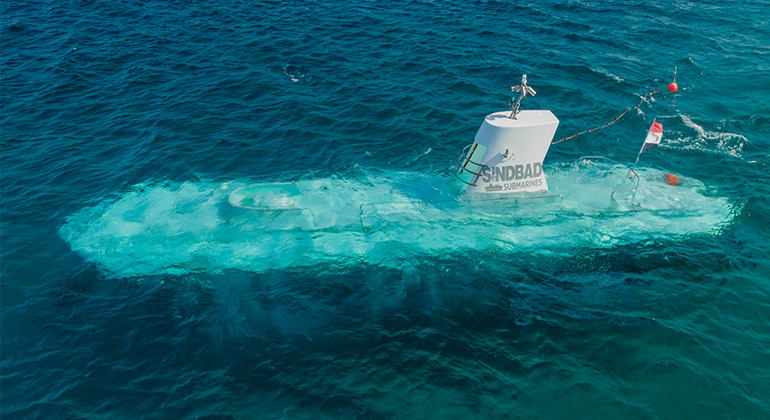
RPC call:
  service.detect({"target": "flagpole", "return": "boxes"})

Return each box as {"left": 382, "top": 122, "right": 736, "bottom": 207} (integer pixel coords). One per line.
{"left": 629, "top": 117, "right": 655, "bottom": 179}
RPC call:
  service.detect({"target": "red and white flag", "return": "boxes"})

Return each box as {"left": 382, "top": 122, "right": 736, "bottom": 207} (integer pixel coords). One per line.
{"left": 641, "top": 121, "right": 663, "bottom": 152}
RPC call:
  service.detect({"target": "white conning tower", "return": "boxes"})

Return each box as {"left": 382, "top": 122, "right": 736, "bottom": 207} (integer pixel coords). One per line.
{"left": 454, "top": 75, "right": 559, "bottom": 196}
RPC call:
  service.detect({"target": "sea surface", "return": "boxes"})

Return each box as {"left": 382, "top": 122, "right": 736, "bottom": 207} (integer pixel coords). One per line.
{"left": 2, "top": 1, "right": 770, "bottom": 419}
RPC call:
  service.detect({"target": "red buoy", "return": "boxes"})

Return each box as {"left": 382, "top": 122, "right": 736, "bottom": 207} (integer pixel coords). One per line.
{"left": 669, "top": 82, "right": 678, "bottom": 92}
{"left": 664, "top": 173, "right": 680, "bottom": 186}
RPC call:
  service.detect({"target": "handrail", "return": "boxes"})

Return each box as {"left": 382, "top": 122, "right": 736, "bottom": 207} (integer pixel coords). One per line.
{"left": 577, "top": 156, "right": 641, "bottom": 203}
{"left": 453, "top": 142, "right": 488, "bottom": 186}
{"left": 467, "top": 193, "right": 564, "bottom": 203}
{"left": 456, "top": 159, "right": 486, "bottom": 177}
{"left": 453, "top": 165, "right": 487, "bottom": 186}
{"left": 458, "top": 143, "right": 478, "bottom": 174}
{"left": 456, "top": 154, "right": 486, "bottom": 171}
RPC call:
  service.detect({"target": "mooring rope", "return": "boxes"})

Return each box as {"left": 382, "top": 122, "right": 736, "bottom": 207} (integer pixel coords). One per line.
{"left": 551, "top": 89, "right": 667, "bottom": 145}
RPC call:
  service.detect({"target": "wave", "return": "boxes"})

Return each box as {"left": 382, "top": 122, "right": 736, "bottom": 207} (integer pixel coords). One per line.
{"left": 663, "top": 115, "right": 748, "bottom": 158}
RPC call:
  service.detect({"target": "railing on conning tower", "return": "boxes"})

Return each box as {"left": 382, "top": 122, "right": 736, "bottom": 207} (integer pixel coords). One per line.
{"left": 577, "top": 156, "right": 641, "bottom": 204}
{"left": 453, "top": 143, "right": 488, "bottom": 186}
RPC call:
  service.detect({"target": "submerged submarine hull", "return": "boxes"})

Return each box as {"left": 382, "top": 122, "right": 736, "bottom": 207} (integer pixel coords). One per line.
{"left": 59, "top": 163, "right": 736, "bottom": 279}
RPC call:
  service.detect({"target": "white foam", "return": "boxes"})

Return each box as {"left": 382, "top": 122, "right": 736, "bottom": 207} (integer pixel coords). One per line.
{"left": 59, "top": 165, "right": 737, "bottom": 278}
{"left": 676, "top": 115, "right": 747, "bottom": 157}
{"left": 593, "top": 68, "right": 624, "bottom": 83}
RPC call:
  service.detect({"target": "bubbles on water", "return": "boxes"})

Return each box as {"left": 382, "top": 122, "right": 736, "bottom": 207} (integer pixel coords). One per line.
{"left": 279, "top": 64, "right": 313, "bottom": 83}
{"left": 593, "top": 68, "right": 624, "bottom": 83}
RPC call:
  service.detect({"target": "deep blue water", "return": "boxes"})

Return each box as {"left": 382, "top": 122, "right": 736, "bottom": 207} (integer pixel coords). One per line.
{"left": 2, "top": 0, "right": 770, "bottom": 418}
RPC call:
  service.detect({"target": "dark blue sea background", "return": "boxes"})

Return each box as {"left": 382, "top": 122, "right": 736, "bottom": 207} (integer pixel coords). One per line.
{"left": 2, "top": 0, "right": 770, "bottom": 418}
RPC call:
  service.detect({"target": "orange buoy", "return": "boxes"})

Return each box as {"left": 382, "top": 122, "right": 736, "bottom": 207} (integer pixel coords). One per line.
{"left": 664, "top": 173, "right": 680, "bottom": 186}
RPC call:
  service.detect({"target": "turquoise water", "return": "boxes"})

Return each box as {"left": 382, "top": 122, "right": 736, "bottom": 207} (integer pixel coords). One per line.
{"left": 2, "top": 1, "right": 770, "bottom": 419}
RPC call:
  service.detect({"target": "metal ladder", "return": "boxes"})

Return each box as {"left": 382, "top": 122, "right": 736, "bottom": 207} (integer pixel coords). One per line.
{"left": 453, "top": 143, "right": 488, "bottom": 186}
